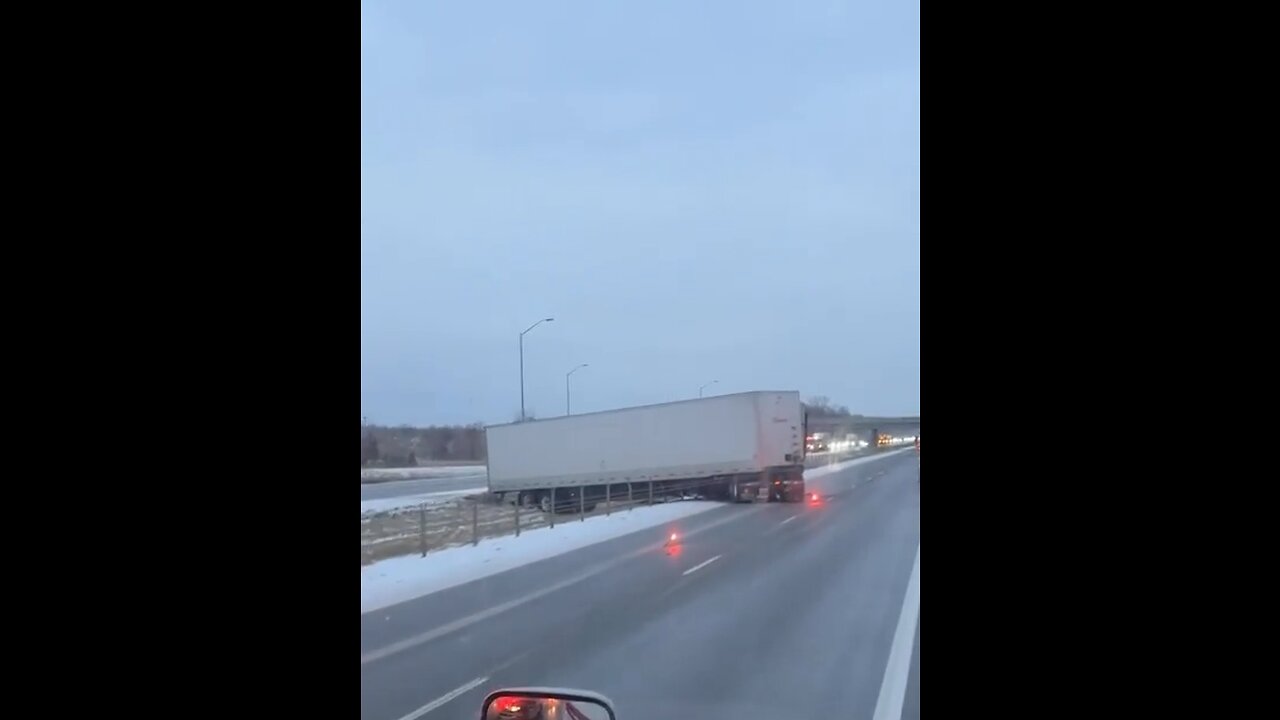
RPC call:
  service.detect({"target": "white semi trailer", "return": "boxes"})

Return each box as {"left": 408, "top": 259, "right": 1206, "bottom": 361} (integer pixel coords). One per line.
{"left": 485, "top": 391, "right": 808, "bottom": 512}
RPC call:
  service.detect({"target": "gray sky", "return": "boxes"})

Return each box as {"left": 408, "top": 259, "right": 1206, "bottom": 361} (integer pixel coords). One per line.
{"left": 361, "top": 0, "right": 919, "bottom": 426}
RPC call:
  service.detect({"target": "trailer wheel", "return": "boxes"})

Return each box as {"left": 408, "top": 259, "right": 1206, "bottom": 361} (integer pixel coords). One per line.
{"left": 518, "top": 491, "right": 537, "bottom": 508}
{"left": 539, "top": 495, "right": 553, "bottom": 513}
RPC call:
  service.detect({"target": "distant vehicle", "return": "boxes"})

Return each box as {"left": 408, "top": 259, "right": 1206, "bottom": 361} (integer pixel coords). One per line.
{"left": 876, "top": 431, "right": 907, "bottom": 448}
{"left": 485, "top": 391, "right": 809, "bottom": 509}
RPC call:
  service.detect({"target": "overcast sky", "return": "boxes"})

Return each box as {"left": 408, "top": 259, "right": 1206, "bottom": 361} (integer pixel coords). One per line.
{"left": 361, "top": 0, "right": 919, "bottom": 426}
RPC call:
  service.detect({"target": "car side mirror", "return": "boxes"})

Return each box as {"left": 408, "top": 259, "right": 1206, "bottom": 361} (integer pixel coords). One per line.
{"left": 482, "top": 687, "right": 617, "bottom": 720}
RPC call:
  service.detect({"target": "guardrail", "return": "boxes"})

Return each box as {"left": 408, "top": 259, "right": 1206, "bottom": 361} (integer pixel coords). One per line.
{"left": 361, "top": 474, "right": 741, "bottom": 566}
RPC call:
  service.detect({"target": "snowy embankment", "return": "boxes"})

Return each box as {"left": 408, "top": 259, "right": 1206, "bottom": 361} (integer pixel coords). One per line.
{"left": 359, "top": 448, "right": 911, "bottom": 613}
{"left": 803, "top": 447, "right": 909, "bottom": 482}
{"left": 361, "top": 500, "right": 721, "bottom": 613}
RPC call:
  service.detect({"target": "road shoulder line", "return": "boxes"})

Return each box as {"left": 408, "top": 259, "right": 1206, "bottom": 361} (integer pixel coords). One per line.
{"left": 872, "top": 544, "right": 921, "bottom": 720}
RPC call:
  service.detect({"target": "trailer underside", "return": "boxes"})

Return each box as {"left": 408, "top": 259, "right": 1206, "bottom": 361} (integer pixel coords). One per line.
{"left": 495, "top": 464, "right": 806, "bottom": 512}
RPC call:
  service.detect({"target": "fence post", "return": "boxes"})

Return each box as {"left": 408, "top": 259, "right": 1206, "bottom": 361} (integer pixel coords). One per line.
{"left": 419, "top": 505, "right": 427, "bottom": 557}
{"left": 579, "top": 489, "right": 585, "bottom": 521}
{"left": 472, "top": 502, "right": 479, "bottom": 546}
{"left": 628, "top": 482, "right": 633, "bottom": 511}
{"left": 606, "top": 484, "right": 611, "bottom": 516}
{"left": 648, "top": 480, "right": 654, "bottom": 506}
{"left": 515, "top": 500, "right": 521, "bottom": 537}
{"left": 550, "top": 488, "right": 556, "bottom": 529}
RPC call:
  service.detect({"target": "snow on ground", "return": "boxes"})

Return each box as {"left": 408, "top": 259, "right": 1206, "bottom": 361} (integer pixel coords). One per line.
{"left": 360, "top": 489, "right": 482, "bottom": 516}
{"left": 804, "top": 447, "right": 911, "bottom": 481}
{"left": 361, "top": 500, "right": 723, "bottom": 613}
{"left": 359, "top": 449, "right": 914, "bottom": 613}
{"left": 360, "top": 465, "right": 487, "bottom": 483}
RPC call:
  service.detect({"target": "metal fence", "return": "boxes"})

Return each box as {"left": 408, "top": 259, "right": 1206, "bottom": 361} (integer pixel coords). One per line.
{"left": 359, "top": 476, "right": 728, "bottom": 566}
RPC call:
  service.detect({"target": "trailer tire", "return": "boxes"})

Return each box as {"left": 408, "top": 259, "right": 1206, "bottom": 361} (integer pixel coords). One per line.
{"left": 540, "top": 495, "right": 553, "bottom": 513}
{"left": 518, "top": 491, "right": 537, "bottom": 508}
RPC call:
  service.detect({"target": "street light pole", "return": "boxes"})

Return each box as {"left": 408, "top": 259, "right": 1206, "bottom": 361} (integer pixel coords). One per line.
{"left": 699, "top": 380, "right": 718, "bottom": 398}
{"left": 566, "top": 363, "right": 588, "bottom": 415}
{"left": 519, "top": 317, "right": 554, "bottom": 421}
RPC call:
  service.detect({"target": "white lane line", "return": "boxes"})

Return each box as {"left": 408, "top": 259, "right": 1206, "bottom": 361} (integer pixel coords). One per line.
{"left": 361, "top": 559, "right": 616, "bottom": 665}
{"left": 779, "top": 515, "right": 799, "bottom": 526}
{"left": 682, "top": 554, "right": 722, "bottom": 576}
{"left": 871, "top": 545, "right": 921, "bottom": 720}
{"left": 395, "top": 675, "right": 488, "bottom": 720}
{"left": 361, "top": 506, "right": 767, "bottom": 665}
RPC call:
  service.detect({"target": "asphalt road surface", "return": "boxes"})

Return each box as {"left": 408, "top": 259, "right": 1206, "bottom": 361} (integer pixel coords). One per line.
{"left": 360, "top": 450, "right": 920, "bottom": 720}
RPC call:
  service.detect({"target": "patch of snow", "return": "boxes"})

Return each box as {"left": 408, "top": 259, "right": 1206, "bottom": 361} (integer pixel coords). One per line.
{"left": 360, "top": 501, "right": 722, "bottom": 614}
{"left": 360, "top": 489, "right": 483, "bottom": 516}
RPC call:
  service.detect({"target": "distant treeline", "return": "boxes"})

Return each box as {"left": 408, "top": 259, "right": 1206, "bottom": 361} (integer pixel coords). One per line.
{"left": 803, "top": 396, "right": 854, "bottom": 419}
{"left": 361, "top": 423, "right": 487, "bottom": 467}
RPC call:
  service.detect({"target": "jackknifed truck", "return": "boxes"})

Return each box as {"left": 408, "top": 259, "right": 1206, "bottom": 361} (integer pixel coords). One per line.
{"left": 485, "top": 390, "right": 808, "bottom": 512}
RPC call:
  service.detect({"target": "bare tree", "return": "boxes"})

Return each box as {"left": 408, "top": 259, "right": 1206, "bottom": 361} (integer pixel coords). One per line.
{"left": 360, "top": 421, "right": 490, "bottom": 466}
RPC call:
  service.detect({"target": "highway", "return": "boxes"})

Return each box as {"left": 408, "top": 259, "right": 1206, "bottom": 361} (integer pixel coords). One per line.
{"left": 360, "top": 450, "right": 920, "bottom": 720}
{"left": 361, "top": 471, "right": 489, "bottom": 501}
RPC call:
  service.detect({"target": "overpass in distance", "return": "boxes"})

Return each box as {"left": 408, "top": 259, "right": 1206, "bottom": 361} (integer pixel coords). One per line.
{"left": 807, "top": 415, "right": 920, "bottom": 441}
